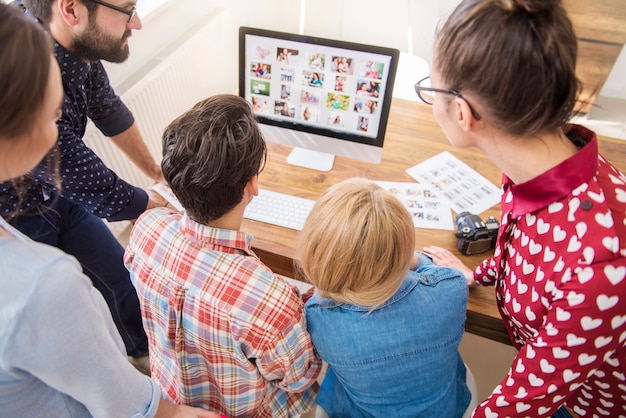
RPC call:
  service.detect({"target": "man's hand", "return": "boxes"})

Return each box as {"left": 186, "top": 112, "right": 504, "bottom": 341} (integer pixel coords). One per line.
{"left": 146, "top": 189, "right": 167, "bottom": 211}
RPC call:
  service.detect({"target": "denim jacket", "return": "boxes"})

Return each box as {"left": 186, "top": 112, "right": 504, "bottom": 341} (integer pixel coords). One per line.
{"left": 305, "top": 253, "right": 470, "bottom": 417}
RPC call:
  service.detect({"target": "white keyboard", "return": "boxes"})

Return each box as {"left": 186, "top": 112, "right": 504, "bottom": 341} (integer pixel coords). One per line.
{"left": 244, "top": 189, "right": 315, "bottom": 231}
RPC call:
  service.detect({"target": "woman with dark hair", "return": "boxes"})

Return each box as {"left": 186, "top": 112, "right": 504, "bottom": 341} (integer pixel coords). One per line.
{"left": 0, "top": 4, "right": 220, "bottom": 417}
{"left": 418, "top": 0, "right": 626, "bottom": 417}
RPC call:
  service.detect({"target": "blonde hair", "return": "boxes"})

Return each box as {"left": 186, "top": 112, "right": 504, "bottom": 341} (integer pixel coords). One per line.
{"left": 296, "top": 178, "right": 415, "bottom": 309}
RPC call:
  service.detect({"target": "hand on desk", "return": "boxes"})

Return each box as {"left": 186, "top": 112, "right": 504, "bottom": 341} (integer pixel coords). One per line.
{"left": 422, "top": 246, "right": 478, "bottom": 288}
{"left": 146, "top": 188, "right": 168, "bottom": 211}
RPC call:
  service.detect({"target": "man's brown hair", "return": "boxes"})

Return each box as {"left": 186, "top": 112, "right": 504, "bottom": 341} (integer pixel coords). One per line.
{"left": 161, "top": 94, "right": 267, "bottom": 224}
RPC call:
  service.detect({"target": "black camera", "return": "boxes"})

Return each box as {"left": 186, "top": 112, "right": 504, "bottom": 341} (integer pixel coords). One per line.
{"left": 455, "top": 212, "right": 500, "bottom": 255}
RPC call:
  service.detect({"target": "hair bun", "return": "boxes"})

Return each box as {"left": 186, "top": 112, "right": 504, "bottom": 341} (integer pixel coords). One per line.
{"left": 511, "top": 0, "right": 560, "bottom": 13}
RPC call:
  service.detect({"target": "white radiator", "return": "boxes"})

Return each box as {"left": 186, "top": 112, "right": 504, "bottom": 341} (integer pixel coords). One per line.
{"left": 82, "top": 7, "right": 235, "bottom": 238}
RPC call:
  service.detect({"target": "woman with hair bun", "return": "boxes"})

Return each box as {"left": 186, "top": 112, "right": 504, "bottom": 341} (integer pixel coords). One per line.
{"left": 417, "top": 0, "right": 626, "bottom": 417}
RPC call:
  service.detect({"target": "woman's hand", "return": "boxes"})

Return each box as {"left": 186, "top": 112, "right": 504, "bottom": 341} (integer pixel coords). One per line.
{"left": 422, "top": 246, "right": 478, "bottom": 288}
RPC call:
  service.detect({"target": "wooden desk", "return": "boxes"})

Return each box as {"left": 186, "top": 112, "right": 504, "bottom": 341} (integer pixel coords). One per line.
{"left": 242, "top": 98, "right": 626, "bottom": 346}
{"left": 564, "top": 0, "right": 626, "bottom": 113}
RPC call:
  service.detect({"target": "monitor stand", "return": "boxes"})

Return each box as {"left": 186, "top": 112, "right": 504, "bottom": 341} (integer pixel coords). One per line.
{"left": 286, "top": 147, "right": 335, "bottom": 171}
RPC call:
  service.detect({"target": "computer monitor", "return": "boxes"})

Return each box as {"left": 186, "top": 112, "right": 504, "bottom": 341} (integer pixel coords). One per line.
{"left": 239, "top": 26, "right": 400, "bottom": 171}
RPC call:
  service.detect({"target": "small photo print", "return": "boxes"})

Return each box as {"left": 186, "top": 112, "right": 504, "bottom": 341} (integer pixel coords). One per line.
{"left": 353, "top": 99, "right": 378, "bottom": 114}
{"left": 250, "top": 80, "right": 270, "bottom": 96}
{"left": 358, "top": 61, "right": 385, "bottom": 79}
{"left": 280, "top": 84, "right": 291, "bottom": 100}
{"left": 328, "top": 111, "right": 344, "bottom": 127}
{"left": 357, "top": 116, "right": 369, "bottom": 132}
{"left": 276, "top": 47, "right": 300, "bottom": 66}
{"left": 303, "top": 71, "right": 324, "bottom": 88}
{"left": 300, "top": 105, "right": 320, "bottom": 122}
{"left": 355, "top": 79, "right": 380, "bottom": 98}
{"left": 330, "top": 56, "right": 354, "bottom": 75}
{"left": 307, "top": 52, "right": 325, "bottom": 70}
{"left": 334, "top": 75, "right": 347, "bottom": 92}
{"left": 250, "top": 62, "right": 271, "bottom": 79}
{"left": 300, "top": 89, "right": 321, "bottom": 104}
{"left": 280, "top": 67, "right": 295, "bottom": 83}
{"left": 251, "top": 95, "right": 270, "bottom": 113}
{"left": 327, "top": 93, "right": 351, "bottom": 111}
{"left": 274, "top": 100, "right": 295, "bottom": 118}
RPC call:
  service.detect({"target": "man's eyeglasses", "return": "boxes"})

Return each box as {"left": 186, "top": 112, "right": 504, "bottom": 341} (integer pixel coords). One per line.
{"left": 89, "top": 0, "right": 136, "bottom": 24}
{"left": 414, "top": 76, "right": 482, "bottom": 121}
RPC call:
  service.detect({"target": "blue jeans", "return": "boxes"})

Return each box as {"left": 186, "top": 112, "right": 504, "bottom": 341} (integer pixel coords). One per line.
{"left": 10, "top": 196, "right": 148, "bottom": 356}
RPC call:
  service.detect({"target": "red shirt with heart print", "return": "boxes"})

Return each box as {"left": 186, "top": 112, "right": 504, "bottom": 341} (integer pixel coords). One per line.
{"left": 472, "top": 125, "right": 626, "bottom": 418}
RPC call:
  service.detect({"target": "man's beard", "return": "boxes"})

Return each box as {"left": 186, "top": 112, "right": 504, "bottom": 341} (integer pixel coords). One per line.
{"left": 70, "top": 23, "right": 131, "bottom": 63}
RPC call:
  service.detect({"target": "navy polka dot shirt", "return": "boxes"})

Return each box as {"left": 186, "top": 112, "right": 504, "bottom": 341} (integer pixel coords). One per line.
{"left": 0, "top": 41, "right": 148, "bottom": 222}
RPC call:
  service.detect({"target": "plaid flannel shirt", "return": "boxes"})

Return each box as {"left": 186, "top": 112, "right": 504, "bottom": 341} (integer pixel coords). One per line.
{"left": 125, "top": 208, "right": 320, "bottom": 417}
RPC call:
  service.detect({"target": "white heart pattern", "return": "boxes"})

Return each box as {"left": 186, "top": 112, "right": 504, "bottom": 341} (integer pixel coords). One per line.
{"left": 557, "top": 307, "right": 571, "bottom": 321}
{"left": 582, "top": 247, "right": 595, "bottom": 264}
{"left": 577, "top": 267, "right": 594, "bottom": 284}
{"left": 537, "top": 218, "right": 550, "bottom": 234}
{"left": 602, "top": 236, "right": 618, "bottom": 253}
{"left": 594, "top": 336, "right": 612, "bottom": 349}
{"left": 543, "top": 246, "right": 556, "bottom": 262}
{"left": 567, "top": 236, "right": 582, "bottom": 253}
{"left": 588, "top": 190, "right": 605, "bottom": 203}
{"left": 553, "top": 347, "right": 570, "bottom": 359}
{"left": 553, "top": 226, "right": 567, "bottom": 242}
{"left": 609, "top": 173, "right": 625, "bottom": 185}
{"left": 567, "top": 333, "right": 586, "bottom": 347}
{"left": 525, "top": 306, "right": 536, "bottom": 321}
{"left": 568, "top": 291, "right": 585, "bottom": 306}
{"left": 475, "top": 155, "right": 626, "bottom": 418}
{"left": 540, "top": 358, "right": 556, "bottom": 373}
{"left": 597, "top": 294, "right": 619, "bottom": 311}
{"left": 554, "top": 257, "right": 565, "bottom": 272}
{"left": 580, "top": 316, "right": 602, "bottom": 330}
{"left": 595, "top": 212, "right": 614, "bottom": 228}
{"left": 578, "top": 353, "right": 597, "bottom": 366}
{"left": 548, "top": 202, "right": 564, "bottom": 213}
{"left": 605, "top": 265, "right": 625, "bottom": 285}
{"left": 564, "top": 369, "right": 581, "bottom": 383}
{"left": 522, "top": 260, "right": 535, "bottom": 275}
{"left": 611, "top": 315, "right": 626, "bottom": 330}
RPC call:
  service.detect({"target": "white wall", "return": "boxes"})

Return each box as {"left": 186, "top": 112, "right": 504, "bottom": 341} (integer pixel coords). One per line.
{"left": 103, "top": 0, "right": 229, "bottom": 93}
{"left": 103, "top": 0, "right": 462, "bottom": 93}
{"left": 111, "top": 0, "right": 625, "bottom": 99}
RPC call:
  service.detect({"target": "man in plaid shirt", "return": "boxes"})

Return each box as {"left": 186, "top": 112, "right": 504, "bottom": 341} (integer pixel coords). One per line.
{"left": 124, "top": 95, "right": 321, "bottom": 417}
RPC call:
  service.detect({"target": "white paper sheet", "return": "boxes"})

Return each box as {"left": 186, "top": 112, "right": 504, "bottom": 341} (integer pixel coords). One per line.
{"left": 375, "top": 181, "right": 455, "bottom": 230}
{"left": 405, "top": 151, "right": 501, "bottom": 215}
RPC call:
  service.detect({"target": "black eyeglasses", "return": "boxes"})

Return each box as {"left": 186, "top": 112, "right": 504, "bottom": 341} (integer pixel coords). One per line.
{"left": 89, "top": 0, "right": 136, "bottom": 23}
{"left": 414, "top": 76, "right": 482, "bottom": 121}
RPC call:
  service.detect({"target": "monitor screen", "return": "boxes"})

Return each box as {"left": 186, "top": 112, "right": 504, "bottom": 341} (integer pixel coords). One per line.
{"left": 239, "top": 26, "right": 399, "bottom": 171}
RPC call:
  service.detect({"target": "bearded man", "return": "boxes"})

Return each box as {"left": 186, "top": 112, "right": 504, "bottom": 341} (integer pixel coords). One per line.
{"left": 3, "top": 0, "right": 165, "bottom": 374}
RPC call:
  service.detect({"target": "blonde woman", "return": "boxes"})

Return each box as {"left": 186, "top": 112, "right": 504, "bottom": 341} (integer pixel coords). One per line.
{"left": 297, "top": 178, "right": 472, "bottom": 417}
